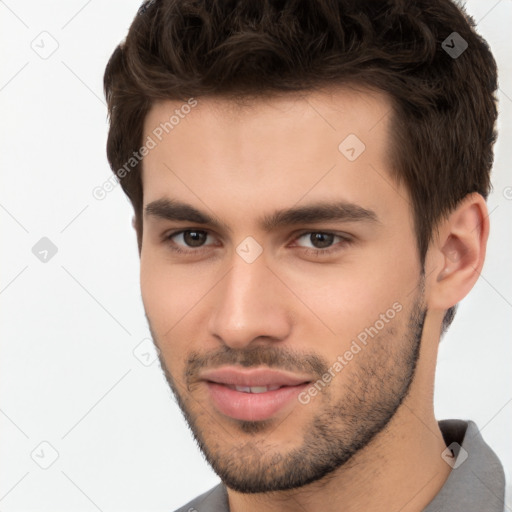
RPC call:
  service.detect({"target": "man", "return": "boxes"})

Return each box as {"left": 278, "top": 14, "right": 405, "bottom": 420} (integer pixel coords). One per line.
{"left": 103, "top": 0, "right": 505, "bottom": 510}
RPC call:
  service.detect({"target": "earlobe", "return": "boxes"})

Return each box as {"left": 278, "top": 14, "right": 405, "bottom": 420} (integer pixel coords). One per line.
{"left": 429, "top": 193, "right": 489, "bottom": 309}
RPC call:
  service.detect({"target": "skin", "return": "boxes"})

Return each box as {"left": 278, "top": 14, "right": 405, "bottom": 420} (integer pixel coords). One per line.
{"left": 138, "top": 87, "right": 489, "bottom": 512}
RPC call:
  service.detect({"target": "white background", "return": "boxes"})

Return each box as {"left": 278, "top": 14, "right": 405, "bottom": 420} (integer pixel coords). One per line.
{"left": 1, "top": 1, "right": 511, "bottom": 510}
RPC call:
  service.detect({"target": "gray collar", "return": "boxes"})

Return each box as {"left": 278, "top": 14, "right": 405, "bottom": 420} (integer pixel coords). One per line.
{"left": 423, "top": 419, "right": 505, "bottom": 511}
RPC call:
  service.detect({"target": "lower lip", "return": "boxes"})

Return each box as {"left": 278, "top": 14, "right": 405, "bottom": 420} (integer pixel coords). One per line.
{"left": 206, "top": 382, "right": 310, "bottom": 421}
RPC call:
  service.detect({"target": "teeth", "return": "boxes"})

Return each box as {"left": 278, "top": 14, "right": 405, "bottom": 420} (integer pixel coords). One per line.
{"left": 229, "top": 385, "right": 281, "bottom": 393}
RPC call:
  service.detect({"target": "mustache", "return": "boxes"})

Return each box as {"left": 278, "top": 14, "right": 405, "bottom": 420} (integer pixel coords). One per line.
{"left": 185, "top": 345, "right": 329, "bottom": 384}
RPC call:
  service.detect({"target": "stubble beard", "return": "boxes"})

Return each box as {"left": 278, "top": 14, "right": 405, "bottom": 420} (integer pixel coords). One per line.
{"left": 149, "top": 289, "right": 426, "bottom": 493}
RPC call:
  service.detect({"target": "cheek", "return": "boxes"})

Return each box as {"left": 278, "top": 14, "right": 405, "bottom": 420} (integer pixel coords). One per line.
{"left": 140, "top": 251, "right": 219, "bottom": 370}
{"left": 140, "top": 264, "right": 192, "bottom": 381}
{"left": 140, "top": 254, "right": 169, "bottom": 327}
{"left": 140, "top": 252, "right": 193, "bottom": 345}
{"left": 294, "top": 246, "right": 418, "bottom": 342}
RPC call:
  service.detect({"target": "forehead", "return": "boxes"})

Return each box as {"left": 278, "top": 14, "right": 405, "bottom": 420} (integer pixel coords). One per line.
{"left": 143, "top": 85, "right": 393, "bottom": 141}
{"left": 140, "top": 86, "right": 406, "bottom": 227}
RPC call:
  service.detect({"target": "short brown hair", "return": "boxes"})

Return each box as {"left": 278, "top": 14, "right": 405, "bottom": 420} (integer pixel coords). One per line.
{"left": 104, "top": 0, "right": 498, "bottom": 333}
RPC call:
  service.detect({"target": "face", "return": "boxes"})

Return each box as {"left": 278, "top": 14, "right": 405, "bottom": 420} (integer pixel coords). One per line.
{"left": 139, "top": 88, "right": 427, "bottom": 492}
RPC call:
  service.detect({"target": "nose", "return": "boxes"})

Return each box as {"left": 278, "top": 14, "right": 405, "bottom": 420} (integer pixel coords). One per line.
{"left": 207, "top": 251, "right": 292, "bottom": 350}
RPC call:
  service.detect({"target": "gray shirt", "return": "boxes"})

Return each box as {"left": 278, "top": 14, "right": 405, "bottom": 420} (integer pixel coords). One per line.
{"left": 174, "top": 419, "right": 506, "bottom": 512}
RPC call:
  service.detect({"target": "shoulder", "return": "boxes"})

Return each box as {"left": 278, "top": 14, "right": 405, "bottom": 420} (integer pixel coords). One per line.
{"left": 172, "top": 482, "right": 229, "bottom": 512}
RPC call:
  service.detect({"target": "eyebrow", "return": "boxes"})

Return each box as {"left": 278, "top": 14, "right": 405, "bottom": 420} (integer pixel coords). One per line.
{"left": 144, "top": 198, "right": 379, "bottom": 234}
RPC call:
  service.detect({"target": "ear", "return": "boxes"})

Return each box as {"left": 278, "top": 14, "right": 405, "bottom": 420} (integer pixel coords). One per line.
{"left": 426, "top": 193, "right": 489, "bottom": 312}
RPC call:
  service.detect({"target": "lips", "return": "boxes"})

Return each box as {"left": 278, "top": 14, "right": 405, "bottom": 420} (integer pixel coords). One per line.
{"left": 200, "top": 366, "right": 311, "bottom": 388}
{"left": 199, "top": 366, "right": 312, "bottom": 421}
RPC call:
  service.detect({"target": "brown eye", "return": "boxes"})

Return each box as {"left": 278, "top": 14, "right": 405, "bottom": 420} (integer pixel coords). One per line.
{"left": 307, "top": 233, "right": 335, "bottom": 249}
{"left": 181, "top": 230, "right": 208, "bottom": 247}
{"left": 164, "top": 229, "right": 215, "bottom": 254}
{"left": 293, "top": 231, "right": 352, "bottom": 258}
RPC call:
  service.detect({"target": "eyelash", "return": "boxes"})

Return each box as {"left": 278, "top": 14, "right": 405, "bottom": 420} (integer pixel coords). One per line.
{"left": 162, "top": 229, "right": 352, "bottom": 258}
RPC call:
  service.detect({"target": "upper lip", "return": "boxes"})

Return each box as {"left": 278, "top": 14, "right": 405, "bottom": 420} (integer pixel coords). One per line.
{"left": 200, "top": 366, "right": 312, "bottom": 387}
